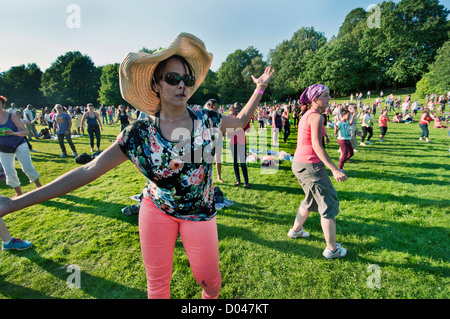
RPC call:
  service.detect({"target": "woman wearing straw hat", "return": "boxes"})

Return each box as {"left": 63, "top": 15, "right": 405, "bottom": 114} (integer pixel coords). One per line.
{"left": 287, "top": 84, "right": 348, "bottom": 259}
{"left": 0, "top": 33, "right": 274, "bottom": 298}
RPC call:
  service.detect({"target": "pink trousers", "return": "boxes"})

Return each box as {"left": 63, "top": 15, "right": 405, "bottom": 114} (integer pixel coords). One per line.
{"left": 139, "top": 197, "right": 222, "bottom": 299}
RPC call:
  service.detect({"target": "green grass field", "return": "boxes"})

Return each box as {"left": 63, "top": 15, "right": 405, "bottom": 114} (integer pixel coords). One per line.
{"left": 0, "top": 98, "right": 449, "bottom": 299}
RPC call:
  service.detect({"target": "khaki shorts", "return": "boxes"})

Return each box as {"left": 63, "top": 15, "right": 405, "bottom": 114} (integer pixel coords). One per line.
{"left": 292, "top": 161, "right": 339, "bottom": 219}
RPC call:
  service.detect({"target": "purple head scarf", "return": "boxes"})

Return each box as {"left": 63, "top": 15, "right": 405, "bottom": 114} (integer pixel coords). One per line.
{"left": 299, "top": 84, "right": 328, "bottom": 106}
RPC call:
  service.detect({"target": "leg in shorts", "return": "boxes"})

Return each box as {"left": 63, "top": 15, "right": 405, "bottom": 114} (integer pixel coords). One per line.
{"left": 291, "top": 161, "right": 339, "bottom": 219}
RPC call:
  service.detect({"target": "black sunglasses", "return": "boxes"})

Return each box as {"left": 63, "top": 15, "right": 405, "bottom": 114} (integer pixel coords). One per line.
{"left": 161, "top": 72, "right": 196, "bottom": 87}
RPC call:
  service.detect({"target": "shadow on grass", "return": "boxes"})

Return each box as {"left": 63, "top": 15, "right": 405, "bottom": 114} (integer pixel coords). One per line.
{"left": 342, "top": 215, "right": 450, "bottom": 276}
{"left": 219, "top": 192, "right": 448, "bottom": 276}
{"left": 37, "top": 194, "right": 139, "bottom": 225}
{"left": 1, "top": 249, "right": 146, "bottom": 299}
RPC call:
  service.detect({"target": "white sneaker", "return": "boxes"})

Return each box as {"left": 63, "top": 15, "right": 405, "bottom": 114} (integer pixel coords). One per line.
{"left": 354, "top": 149, "right": 359, "bottom": 152}
{"left": 287, "top": 228, "right": 310, "bottom": 239}
{"left": 322, "top": 243, "right": 347, "bottom": 259}
{"left": 360, "top": 142, "right": 367, "bottom": 146}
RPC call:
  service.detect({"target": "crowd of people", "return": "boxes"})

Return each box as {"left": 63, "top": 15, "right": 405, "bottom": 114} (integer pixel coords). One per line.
{"left": 0, "top": 32, "right": 448, "bottom": 299}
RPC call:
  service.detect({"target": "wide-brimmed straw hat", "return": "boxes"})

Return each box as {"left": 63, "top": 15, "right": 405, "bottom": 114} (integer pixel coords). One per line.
{"left": 119, "top": 32, "right": 213, "bottom": 115}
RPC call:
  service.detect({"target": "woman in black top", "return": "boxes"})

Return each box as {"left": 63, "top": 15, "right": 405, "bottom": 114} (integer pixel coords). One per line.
{"left": 109, "top": 104, "right": 135, "bottom": 132}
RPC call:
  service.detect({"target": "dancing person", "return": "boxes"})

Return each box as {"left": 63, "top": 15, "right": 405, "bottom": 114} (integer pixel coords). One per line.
{"left": 100, "top": 105, "right": 108, "bottom": 124}
{"left": 229, "top": 102, "right": 250, "bottom": 189}
{"left": 271, "top": 104, "right": 282, "bottom": 146}
{"left": 334, "top": 108, "right": 354, "bottom": 170}
{"left": 109, "top": 104, "right": 135, "bottom": 132}
{"left": 0, "top": 33, "right": 274, "bottom": 298}
{"left": 378, "top": 108, "right": 390, "bottom": 142}
{"left": 282, "top": 107, "right": 290, "bottom": 144}
{"left": 292, "top": 104, "right": 300, "bottom": 128}
{"left": 53, "top": 104, "right": 78, "bottom": 157}
{"left": 0, "top": 96, "right": 41, "bottom": 197}
{"left": 23, "top": 104, "right": 39, "bottom": 140}
{"left": 360, "top": 108, "right": 373, "bottom": 146}
{"left": 257, "top": 106, "right": 265, "bottom": 134}
{"left": 348, "top": 103, "right": 359, "bottom": 152}
{"left": 204, "top": 98, "right": 223, "bottom": 183}
{"left": 73, "top": 107, "right": 83, "bottom": 135}
{"left": 418, "top": 109, "right": 433, "bottom": 142}
{"left": 81, "top": 103, "right": 103, "bottom": 152}
{"left": 288, "top": 84, "right": 348, "bottom": 259}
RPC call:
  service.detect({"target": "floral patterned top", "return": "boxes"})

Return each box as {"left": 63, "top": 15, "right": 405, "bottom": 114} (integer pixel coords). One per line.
{"left": 117, "top": 107, "right": 222, "bottom": 221}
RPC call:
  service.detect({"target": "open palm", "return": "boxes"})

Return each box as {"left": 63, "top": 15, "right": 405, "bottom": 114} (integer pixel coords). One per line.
{"left": 251, "top": 66, "right": 275, "bottom": 87}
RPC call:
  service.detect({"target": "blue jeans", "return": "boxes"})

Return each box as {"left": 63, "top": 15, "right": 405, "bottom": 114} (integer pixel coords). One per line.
{"left": 419, "top": 124, "right": 429, "bottom": 138}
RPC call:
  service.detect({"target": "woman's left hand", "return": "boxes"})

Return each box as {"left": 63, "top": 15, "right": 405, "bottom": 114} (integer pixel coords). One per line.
{"left": 251, "top": 66, "right": 274, "bottom": 88}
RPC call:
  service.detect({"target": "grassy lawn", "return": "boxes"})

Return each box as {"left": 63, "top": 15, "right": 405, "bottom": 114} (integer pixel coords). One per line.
{"left": 0, "top": 95, "right": 449, "bottom": 299}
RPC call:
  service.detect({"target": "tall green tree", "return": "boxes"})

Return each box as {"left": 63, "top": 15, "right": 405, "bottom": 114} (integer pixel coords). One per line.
{"left": 268, "top": 27, "right": 327, "bottom": 100}
{"left": 359, "top": 0, "right": 449, "bottom": 88}
{"left": 416, "top": 40, "right": 450, "bottom": 97}
{"left": 0, "top": 63, "right": 45, "bottom": 107}
{"left": 217, "top": 47, "right": 265, "bottom": 104}
{"left": 98, "top": 63, "right": 128, "bottom": 106}
{"left": 303, "top": 37, "right": 370, "bottom": 95}
{"left": 41, "top": 51, "right": 101, "bottom": 106}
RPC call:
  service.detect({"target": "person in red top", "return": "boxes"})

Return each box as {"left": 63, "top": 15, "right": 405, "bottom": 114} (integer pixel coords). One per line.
{"left": 288, "top": 84, "right": 348, "bottom": 259}
{"left": 378, "top": 108, "right": 390, "bottom": 142}
{"left": 418, "top": 109, "right": 433, "bottom": 142}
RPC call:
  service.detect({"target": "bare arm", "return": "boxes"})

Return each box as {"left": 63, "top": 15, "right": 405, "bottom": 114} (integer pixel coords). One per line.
{"left": 80, "top": 112, "right": 87, "bottom": 128}
{"left": 5, "top": 113, "right": 29, "bottom": 137}
{"left": 0, "top": 142, "right": 128, "bottom": 217}
{"left": 96, "top": 112, "right": 103, "bottom": 130}
{"left": 309, "top": 113, "right": 347, "bottom": 182}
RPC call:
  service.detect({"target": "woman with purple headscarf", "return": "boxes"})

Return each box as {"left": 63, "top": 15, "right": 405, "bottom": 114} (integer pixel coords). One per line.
{"left": 287, "top": 84, "right": 348, "bottom": 259}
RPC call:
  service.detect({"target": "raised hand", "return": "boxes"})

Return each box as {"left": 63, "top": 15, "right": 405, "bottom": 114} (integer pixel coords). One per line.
{"left": 251, "top": 66, "right": 275, "bottom": 88}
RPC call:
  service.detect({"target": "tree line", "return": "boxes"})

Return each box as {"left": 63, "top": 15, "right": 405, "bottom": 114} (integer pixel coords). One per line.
{"left": 0, "top": 0, "right": 448, "bottom": 109}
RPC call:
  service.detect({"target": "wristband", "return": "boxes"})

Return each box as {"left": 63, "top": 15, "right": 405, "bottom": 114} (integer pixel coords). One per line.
{"left": 255, "top": 89, "right": 264, "bottom": 95}
{"left": 16, "top": 132, "right": 20, "bottom": 136}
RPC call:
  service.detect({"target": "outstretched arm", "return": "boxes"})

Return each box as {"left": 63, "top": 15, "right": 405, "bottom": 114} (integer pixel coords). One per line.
{"left": 0, "top": 142, "right": 128, "bottom": 218}
{"left": 221, "top": 66, "right": 274, "bottom": 133}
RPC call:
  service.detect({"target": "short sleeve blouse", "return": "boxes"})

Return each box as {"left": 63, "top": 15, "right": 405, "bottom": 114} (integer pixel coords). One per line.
{"left": 117, "top": 107, "right": 222, "bottom": 221}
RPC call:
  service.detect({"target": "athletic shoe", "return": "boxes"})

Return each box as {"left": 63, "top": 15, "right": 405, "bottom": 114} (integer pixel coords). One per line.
{"left": 73, "top": 152, "right": 78, "bottom": 157}
{"left": 366, "top": 140, "right": 373, "bottom": 145}
{"left": 2, "top": 238, "right": 32, "bottom": 251}
{"left": 322, "top": 243, "right": 347, "bottom": 259}
{"left": 287, "top": 227, "right": 310, "bottom": 238}
{"left": 379, "top": 139, "right": 384, "bottom": 142}
{"left": 59, "top": 153, "right": 67, "bottom": 158}
{"left": 360, "top": 142, "right": 367, "bottom": 146}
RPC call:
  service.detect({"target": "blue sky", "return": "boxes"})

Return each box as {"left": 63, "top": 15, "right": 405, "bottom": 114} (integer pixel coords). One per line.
{"left": 0, "top": 0, "right": 449, "bottom": 73}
